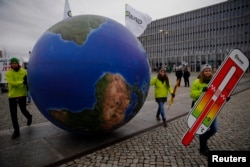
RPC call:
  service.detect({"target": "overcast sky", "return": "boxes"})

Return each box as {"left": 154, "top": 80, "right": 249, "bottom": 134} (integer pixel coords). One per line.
{"left": 0, "top": 0, "right": 227, "bottom": 60}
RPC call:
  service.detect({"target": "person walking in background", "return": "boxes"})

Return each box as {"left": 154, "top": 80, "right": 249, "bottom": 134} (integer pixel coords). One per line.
{"left": 5, "top": 57, "right": 32, "bottom": 139}
{"left": 24, "top": 62, "right": 32, "bottom": 104}
{"left": 150, "top": 67, "right": 174, "bottom": 127}
{"left": 26, "top": 90, "right": 32, "bottom": 104}
{"left": 190, "top": 64, "right": 215, "bottom": 156}
{"left": 183, "top": 68, "right": 190, "bottom": 87}
{"left": 175, "top": 68, "right": 183, "bottom": 86}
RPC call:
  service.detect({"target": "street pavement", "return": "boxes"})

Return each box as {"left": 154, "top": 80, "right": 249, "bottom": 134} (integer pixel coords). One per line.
{"left": 0, "top": 72, "right": 249, "bottom": 167}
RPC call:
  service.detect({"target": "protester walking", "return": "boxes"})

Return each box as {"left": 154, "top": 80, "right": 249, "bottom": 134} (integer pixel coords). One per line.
{"left": 5, "top": 57, "right": 32, "bottom": 139}
{"left": 24, "top": 62, "right": 32, "bottom": 104}
{"left": 191, "top": 64, "right": 215, "bottom": 156}
{"left": 183, "top": 68, "right": 190, "bottom": 87}
{"left": 150, "top": 67, "right": 174, "bottom": 127}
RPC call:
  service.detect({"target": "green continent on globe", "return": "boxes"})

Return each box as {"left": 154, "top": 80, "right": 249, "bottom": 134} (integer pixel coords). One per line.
{"left": 48, "top": 15, "right": 106, "bottom": 45}
{"left": 48, "top": 73, "right": 132, "bottom": 133}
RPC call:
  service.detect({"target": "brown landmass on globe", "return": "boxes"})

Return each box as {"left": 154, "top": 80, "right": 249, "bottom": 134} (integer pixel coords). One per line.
{"left": 100, "top": 73, "right": 131, "bottom": 129}
{"left": 49, "top": 73, "right": 131, "bottom": 133}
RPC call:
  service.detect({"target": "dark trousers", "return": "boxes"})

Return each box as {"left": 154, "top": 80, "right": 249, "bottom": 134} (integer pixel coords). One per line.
{"left": 184, "top": 77, "right": 189, "bottom": 87}
{"left": 9, "top": 96, "right": 32, "bottom": 132}
{"left": 199, "top": 118, "right": 218, "bottom": 150}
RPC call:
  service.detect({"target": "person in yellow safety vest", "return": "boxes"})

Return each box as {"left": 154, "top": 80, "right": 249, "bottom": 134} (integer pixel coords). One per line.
{"left": 191, "top": 64, "right": 229, "bottom": 156}
{"left": 5, "top": 57, "right": 32, "bottom": 139}
{"left": 150, "top": 67, "right": 174, "bottom": 127}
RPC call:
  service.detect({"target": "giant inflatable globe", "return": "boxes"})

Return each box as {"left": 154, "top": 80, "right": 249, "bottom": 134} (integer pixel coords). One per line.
{"left": 28, "top": 15, "right": 150, "bottom": 134}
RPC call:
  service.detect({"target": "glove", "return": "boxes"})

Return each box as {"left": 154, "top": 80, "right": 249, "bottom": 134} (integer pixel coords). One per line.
{"left": 202, "top": 87, "right": 208, "bottom": 92}
{"left": 23, "top": 75, "right": 27, "bottom": 85}
{"left": 171, "top": 94, "right": 175, "bottom": 98}
{"left": 226, "top": 96, "right": 231, "bottom": 102}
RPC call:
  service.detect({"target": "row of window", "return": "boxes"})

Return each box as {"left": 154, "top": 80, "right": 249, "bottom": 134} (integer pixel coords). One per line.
{"left": 146, "top": 0, "right": 249, "bottom": 35}
{"left": 141, "top": 15, "right": 250, "bottom": 44}
{"left": 145, "top": 40, "right": 250, "bottom": 52}
{"left": 145, "top": 17, "right": 250, "bottom": 40}
{"left": 141, "top": 32, "right": 250, "bottom": 48}
{"left": 145, "top": 40, "right": 250, "bottom": 56}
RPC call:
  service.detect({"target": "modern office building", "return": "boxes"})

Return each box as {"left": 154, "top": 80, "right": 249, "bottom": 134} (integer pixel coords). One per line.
{"left": 138, "top": 0, "right": 250, "bottom": 72}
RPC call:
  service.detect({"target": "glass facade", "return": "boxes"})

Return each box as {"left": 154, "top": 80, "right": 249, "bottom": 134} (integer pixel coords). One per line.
{"left": 138, "top": 0, "right": 250, "bottom": 72}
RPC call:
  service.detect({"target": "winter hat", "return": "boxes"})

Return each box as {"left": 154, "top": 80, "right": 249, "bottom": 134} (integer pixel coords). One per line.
{"left": 10, "top": 57, "right": 20, "bottom": 64}
{"left": 201, "top": 64, "right": 212, "bottom": 72}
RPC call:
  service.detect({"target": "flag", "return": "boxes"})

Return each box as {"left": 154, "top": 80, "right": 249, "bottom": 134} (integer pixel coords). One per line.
{"left": 125, "top": 4, "right": 152, "bottom": 37}
{"left": 64, "top": 0, "right": 72, "bottom": 19}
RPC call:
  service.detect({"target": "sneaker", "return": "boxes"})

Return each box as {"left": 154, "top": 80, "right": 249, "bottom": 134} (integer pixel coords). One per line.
{"left": 11, "top": 131, "right": 20, "bottom": 139}
{"left": 27, "top": 115, "right": 32, "bottom": 126}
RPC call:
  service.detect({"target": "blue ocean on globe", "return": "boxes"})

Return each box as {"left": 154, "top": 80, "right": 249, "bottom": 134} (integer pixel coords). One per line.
{"left": 28, "top": 15, "right": 150, "bottom": 134}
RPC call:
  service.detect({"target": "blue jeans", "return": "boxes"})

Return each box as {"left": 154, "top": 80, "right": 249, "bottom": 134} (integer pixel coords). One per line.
{"left": 199, "top": 118, "right": 218, "bottom": 149}
{"left": 157, "top": 101, "right": 166, "bottom": 120}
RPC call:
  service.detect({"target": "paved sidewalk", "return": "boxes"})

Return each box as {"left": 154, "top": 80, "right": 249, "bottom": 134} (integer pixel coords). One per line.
{"left": 0, "top": 72, "right": 249, "bottom": 167}
{"left": 60, "top": 89, "right": 250, "bottom": 167}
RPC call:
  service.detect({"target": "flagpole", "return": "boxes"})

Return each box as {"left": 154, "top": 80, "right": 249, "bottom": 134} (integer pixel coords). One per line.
{"left": 159, "top": 30, "right": 168, "bottom": 67}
